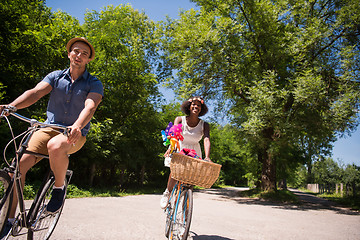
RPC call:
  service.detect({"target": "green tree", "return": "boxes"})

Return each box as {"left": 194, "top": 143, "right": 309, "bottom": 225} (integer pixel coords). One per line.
{"left": 68, "top": 5, "right": 165, "bottom": 187}
{"left": 0, "top": 0, "right": 83, "bottom": 158}
{"left": 0, "top": 0, "right": 81, "bottom": 106}
{"left": 343, "top": 165, "right": 360, "bottom": 185}
{"left": 343, "top": 164, "right": 360, "bottom": 196}
{"left": 210, "top": 124, "right": 255, "bottom": 186}
{"left": 0, "top": 0, "right": 95, "bottom": 183}
{"left": 313, "top": 157, "right": 342, "bottom": 185}
{"left": 161, "top": 0, "right": 360, "bottom": 191}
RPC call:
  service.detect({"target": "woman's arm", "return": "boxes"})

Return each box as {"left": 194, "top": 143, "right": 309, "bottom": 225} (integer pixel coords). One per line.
{"left": 203, "top": 122, "right": 211, "bottom": 161}
{"left": 174, "top": 116, "right": 182, "bottom": 125}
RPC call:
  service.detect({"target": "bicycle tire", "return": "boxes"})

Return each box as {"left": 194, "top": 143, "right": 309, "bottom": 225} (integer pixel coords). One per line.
{"left": 169, "top": 187, "right": 193, "bottom": 240}
{"left": 27, "top": 176, "right": 67, "bottom": 240}
{"left": 165, "top": 186, "right": 179, "bottom": 238}
{"left": 0, "top": 170, "right": 12, "bottom": 236}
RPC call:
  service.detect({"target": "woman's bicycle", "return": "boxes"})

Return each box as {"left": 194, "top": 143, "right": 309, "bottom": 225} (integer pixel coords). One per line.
{"left": 0, "top": 106, "right": 73, "bottom": 240}
{"left": 164, "top": 152, "right": 221, "bottom": 240}
{"left": 164, "top": 179, "right": 193, "bottom": 240}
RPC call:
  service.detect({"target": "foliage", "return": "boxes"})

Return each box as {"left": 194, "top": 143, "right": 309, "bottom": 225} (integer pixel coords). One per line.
{"left": 23, "top": 184, "right": 36, "bottom": 200}
{"left": 68, "top": 5, "right": 166, "bottom": 187}
{"left": 287, "top": 164, "right": 308, "bottom": 188}
{"left": 313, "top": 157, "right": 343, "bottom": 184}
{"left": 309, "top": 158, "right": 360, "bottom": 189}
{"left": 343, "top": 164, "right": 360, "bottom": 186}
{"left": 1, "top": 0, "right": 359, "bottom": 194}
{"left": 288, "top": 157, "right": 360, "bottom": 207}
{"left": 210, "top": 123, "right": 257, "bottom": 186}
{"left": 0, "top": 0, "right": 82, "bottom": 154}
{"left": 0, "top": 0, "right": 81, "bottom": 104}
{"left": 161, "top": 0, "right": 360, "bottom": 190}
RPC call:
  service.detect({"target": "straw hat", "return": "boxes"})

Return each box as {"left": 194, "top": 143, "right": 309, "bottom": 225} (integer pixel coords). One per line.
{"left": 66, "top": 37, "right": 95, "bottom": 61}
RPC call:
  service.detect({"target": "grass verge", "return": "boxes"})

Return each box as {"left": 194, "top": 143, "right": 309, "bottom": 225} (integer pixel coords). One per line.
{"left": 237, "top": 188, "right": 300, "bottom": 204}
{"left": 23, "top": 183, "right": 164, "bottom": 200}
{"left": 317, "top": 193, "right": 360, "bottom": 211}
{"left": 298, "top": 188, "right": 360, "bottom": 211}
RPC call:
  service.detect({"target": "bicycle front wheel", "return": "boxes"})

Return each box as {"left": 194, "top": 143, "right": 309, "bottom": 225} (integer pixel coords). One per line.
{"left": 170, "top": 187, "right": 193, "bottom": 240}
{"left": 0, "top": 170, "right": 12, "bottom": 235}
{"left": 27, "top": 175, "right": 68, "bottom": 240}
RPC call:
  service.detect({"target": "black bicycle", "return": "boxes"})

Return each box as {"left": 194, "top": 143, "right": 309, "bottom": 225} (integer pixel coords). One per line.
{"left": 0, "top": 106, "right": 73, "bottom": 240}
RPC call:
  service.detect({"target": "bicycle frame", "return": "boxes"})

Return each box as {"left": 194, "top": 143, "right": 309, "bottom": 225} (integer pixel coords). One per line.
{"left": 0, "top": 109, "right": 71, "bottom": 236}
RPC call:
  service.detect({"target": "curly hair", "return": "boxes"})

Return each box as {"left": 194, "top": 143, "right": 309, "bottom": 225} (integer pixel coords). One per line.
{"left": 180, "top": 96, "right": 208, "bottom": 116}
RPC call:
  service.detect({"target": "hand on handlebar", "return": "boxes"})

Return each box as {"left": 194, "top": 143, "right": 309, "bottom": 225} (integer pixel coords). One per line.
{"left": 0, "top": 105, "right": 17, "bottom": 117}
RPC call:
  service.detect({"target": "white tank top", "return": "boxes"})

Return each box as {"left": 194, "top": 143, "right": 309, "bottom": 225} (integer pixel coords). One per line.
{"left": 179, "top": 116, "right": 204, "bottom": 158}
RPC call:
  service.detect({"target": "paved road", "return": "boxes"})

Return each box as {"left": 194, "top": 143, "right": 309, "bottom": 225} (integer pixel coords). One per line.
{"left": 47, "top": 188, "right": 359, "bottom": 240}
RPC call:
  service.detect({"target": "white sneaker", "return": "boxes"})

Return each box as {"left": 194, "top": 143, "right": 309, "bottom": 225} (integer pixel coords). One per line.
{"left": 160, "top": 189, "right": 170, "bottom": 209}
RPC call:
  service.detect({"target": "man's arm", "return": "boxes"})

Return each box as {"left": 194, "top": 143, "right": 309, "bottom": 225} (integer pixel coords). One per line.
{"left": 67, "top": 92, "right": 103, "bottom": 144}
{"left": 9, "top": 82, "right": 52, "bottom": 110}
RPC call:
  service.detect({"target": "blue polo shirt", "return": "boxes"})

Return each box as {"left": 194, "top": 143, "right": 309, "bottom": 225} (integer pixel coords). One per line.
{"left": 42, "top": 69, "right": 104, "bottom": 136}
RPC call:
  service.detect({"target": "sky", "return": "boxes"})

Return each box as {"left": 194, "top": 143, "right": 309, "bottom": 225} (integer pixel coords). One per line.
{"left": 45, "top": 0, "right": 360, "bottom": 167}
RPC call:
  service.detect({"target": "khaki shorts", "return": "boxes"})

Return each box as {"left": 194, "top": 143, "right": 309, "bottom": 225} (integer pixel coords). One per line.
{"left": 27, "top": 127, "right": 86, "bottom": 160}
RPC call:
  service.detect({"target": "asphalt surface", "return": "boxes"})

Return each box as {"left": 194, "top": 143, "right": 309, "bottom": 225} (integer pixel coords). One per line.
{"left": 13, "top": 188, "right": 360, "bottom": 240}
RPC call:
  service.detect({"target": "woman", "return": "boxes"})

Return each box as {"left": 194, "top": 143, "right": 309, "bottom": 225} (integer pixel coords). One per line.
{"left": 160, "top": 96, "right": 211, "bottom": 209}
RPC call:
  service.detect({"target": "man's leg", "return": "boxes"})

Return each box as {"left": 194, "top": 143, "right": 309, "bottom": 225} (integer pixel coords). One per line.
{"left": 46, "top": 133, "right": 85, "bottom": 213}
{"left": 47, "top": 133, "right": 86, "bottom": 187}
{"left": 8, "top": 154, "right": 38, "bottom": 219}
{"left": 7, "top": 128, "right": 53, "bottom": 220}
{"left": 47, "top": 134, "right": 71, "bottom": 188}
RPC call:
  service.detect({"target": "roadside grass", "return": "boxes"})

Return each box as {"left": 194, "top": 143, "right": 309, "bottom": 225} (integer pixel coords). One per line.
{"left": 316, "top": 193, "right": 360, "bottom": 211}
{"left": 293, "top": 188, "right": 360, "bottom": 211}
{"left": 237, "top": 188, "right": 300, "bottom": 204}
{"left": 24, "top": 182, "right": 359, "bottom": 211}
{"left": 66, "top": 184, "right": 165, "bottom": 198}
{"left": 23, "top": 183, "right": 164, "bottom": 200}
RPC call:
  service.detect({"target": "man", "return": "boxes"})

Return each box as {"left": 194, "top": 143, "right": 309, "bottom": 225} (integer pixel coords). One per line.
{"left": 0, "top": 37, "right": 103, "bottom": 236}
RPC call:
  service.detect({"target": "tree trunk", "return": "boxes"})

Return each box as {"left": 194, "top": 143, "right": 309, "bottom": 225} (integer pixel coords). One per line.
{"left": 258, "top": 127, "right": 277, "bottom": 191}
{"left": 259, "top": 148, "right": 277, "bottom": 191}
{"left": 140, "top": 165, "right": 145, "bottom": 186}
{"left": 89, "top": 163, "right": 96, "bottom": 186}
{"left": 306, "top": 159, "right": 313, "bottom": 183}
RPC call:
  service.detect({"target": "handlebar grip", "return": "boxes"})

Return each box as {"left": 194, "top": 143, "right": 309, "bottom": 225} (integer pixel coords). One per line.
{"left": 0, "top": 105, "right": 17, "bottom": 117}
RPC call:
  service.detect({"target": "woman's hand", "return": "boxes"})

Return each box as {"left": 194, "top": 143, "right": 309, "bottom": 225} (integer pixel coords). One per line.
{"left": 164, "top": 148, "right": 171, "bottom": 157}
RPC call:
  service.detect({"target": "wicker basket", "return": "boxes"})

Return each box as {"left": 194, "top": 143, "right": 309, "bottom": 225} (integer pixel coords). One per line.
{"left": 170, "top": 153, "right": 222, "bottom": 188}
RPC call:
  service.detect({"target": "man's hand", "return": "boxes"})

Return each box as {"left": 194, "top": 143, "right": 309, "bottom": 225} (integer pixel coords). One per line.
{"left": 0, "top": 105, "right": 6, "bottom": 116}
{"left": 0, "top": 105, "right": 17, "bottom": 117}
{"left": 67, "top": 124, "right": 82, "bottom": 144}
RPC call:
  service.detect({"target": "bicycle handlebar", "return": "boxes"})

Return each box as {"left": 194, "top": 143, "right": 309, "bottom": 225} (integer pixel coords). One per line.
{"left": 1, "top": 106, "right": 70, "bottom": 136}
